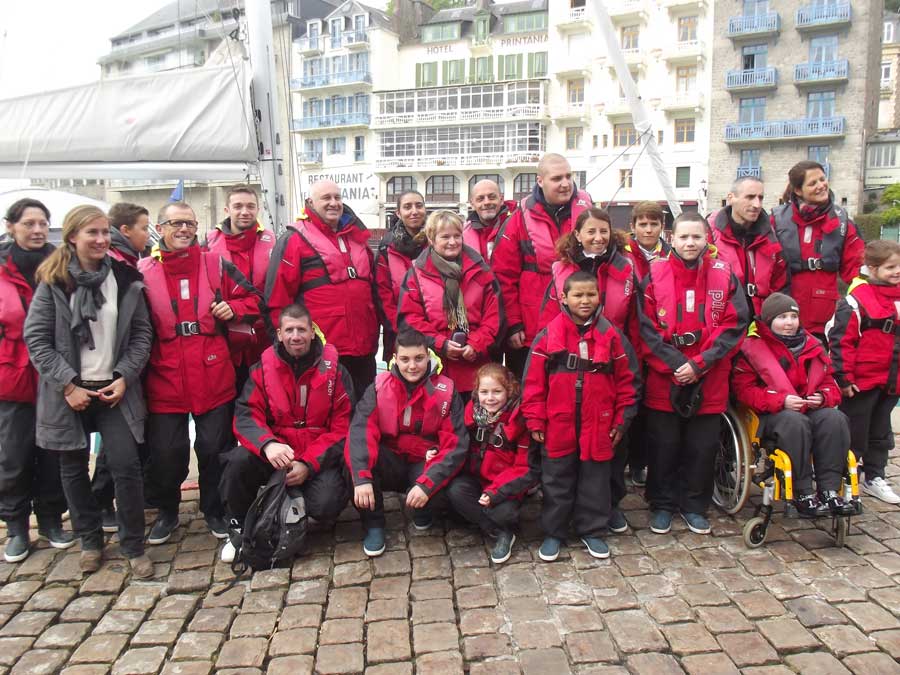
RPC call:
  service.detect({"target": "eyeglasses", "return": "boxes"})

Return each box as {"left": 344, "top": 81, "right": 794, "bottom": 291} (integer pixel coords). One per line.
{"left": 160, "top": 219, "right": 199, "bottom": 231}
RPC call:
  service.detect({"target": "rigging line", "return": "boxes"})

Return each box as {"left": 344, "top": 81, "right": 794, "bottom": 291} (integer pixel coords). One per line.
{"left": 274, "top": 12, "right": 300, "bottom": 218}
{"left": 583, "top": 127, "right": 651, "bottom": 189}
{"left": 604, "top": 134, "right": 650, "bottom": 207}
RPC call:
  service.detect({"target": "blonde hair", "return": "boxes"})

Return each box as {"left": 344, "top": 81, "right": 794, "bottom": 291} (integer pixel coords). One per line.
{"left": 36, "top": 205, "right": 108, "bottom": 289}
{"left": 424, "top": 210, "right": 464, "bottom": 245}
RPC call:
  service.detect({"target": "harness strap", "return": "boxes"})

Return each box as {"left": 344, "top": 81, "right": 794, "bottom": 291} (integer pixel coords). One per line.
{"left": 546, "top": 351, "right": 614, "bottom": 374}
{"left": 671, "top": 330, "right": 702, "bottom": 348}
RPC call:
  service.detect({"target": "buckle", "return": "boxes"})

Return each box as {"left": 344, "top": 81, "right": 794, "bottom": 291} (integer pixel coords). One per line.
{"left": 883, "top": 319, "right": 895, "bottom": 334}
{"left": 293, "top": 420, "right": 306, "bottom": 428}
{"left": 177, "top": 321, "right": 199, "bottom": 336}
{"left": 475, "top": 428, "right": 487, "bottom": 443}
{"left": 807, "top": 257, "right": 823, "bottom": 271}
{"left": 746, "top": 283, "right": 757, "bottom": 298}
{"left": 566, "top": 353, "right": 578, "bottom": 370}
{"left": 674, "top": 332, "right": 698, "bottom": 347}
{"left": 490, "top": 435, "right": 505, "bottom": 448}
{"left": 347, "top": 266, "right": 358, "bottom": 279}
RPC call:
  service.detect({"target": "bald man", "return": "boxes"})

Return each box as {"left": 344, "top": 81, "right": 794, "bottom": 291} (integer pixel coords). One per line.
{"left": 491, "top": 154, "right": 593, "bottom": 376}
{"left": 464, "top": 180, "right": 518, "bottom": 262}
{"left": 264, "top": 180, "right": 378, "bottom": 397}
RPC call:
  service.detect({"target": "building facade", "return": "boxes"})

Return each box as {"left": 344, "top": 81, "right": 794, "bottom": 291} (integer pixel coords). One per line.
{"left": 879, "top": 11, "right": 900, "bottom": 130}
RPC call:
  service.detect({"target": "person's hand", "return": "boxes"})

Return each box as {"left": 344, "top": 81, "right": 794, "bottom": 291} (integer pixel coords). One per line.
{"left": 285, "top": 460, "right": 310, "bottom": 486}
{"left": 263, "top": 442, "right": 294, "bottom": 469}
{"left": 674, "top": 362, "right": 698, "bottom": 384}
{"left": 609, "top": 427, "right": 623, "bottom": 447}
{"left": 64, "top": 384, "right": 98, "bottom": 411}
{"left": 406, "top": 485, "right": 429, "bottom": 509}
{"left": 461, "top": 345, "right": 477, "bottom": 362}
{"left": 841, "top": 384, "right": 859, "bottom": 398}
{"left": 783, "top": 394, "right": 806, "bottom": 412}
{"left": 531, "top": 431, "right": 545, "bottom": 443}
{"left": 445, "top": 341, "right": 465, "bottom": 360}
{"left": 425, "top": 448, "right": 438, "bottom": 462}
{"left": 97, "top": 378, "right": 126, "bottom": 407}
{"left": 478, "top": 493, "right": 491, "bottom": 507}
{"left": 805, "top": 392, "right": 824, "bottom": 410}
{"left": 508, "top": 331, "right": 526, "bottom": 350}
{"left": 354, "top": 484, "right": 375, "bottom": 511}
{"left": 211, "top": 301, "right": 235, "bottom": 321}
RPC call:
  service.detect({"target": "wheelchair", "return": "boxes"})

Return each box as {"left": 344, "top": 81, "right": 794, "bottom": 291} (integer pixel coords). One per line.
{"left": 712, "top": 403, "right": 861, "bottom": 548}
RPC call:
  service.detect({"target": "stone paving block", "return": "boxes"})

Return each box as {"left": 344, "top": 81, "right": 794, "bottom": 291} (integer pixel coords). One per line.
{"left": 604, "top": 609, "right": 667, "bottom": 653}
{"left": 730, "top": 591, "right": 785, "bottom": 619}
{"left": 188, "top": 607, "right": 235, "bottom": 632}
{"left": 0, "top": 638, "right": 34, "bottom": 667}
{"left": 80, "top": 566, "right": 127, "bottom": 595}
{"left": 247, "top": 568, "right": 290, "bottom": 590}
{"left": 268, "top": 628, "right": 318, "bottom": 657}
{"left": 450, "top": 547, "right": 489, "bottom": 569}
{"left": 173, "top": 550, "right": 217, "bottom": 571}
{"left": 111, "top": 647, "right": 167, "bottom": 675}
{"left": 23, "top": 586, "right": 77, "bottom": 612}
{"left": 314, "top": 643, "right": 364, "bottom": 674}
{"left": 496, "top": 566, "right": 541, "bottom": 598}
{"left": 511, "top": 620, "right": 562, "bottom": 649}
{"left": 326, "top": 587, "right": 367, "bottom": 619}
{"left": 291, "top": 555, "right": 332, "bottom": 580}
{"left": 838, "top": 601, "right": 900, "bottom": 632}
{"left": 167, "top": 569, "right": 213, "bottom": 594}
{"left": 756, "top": 617, "right": 820, "bottom": 652}
{"left": 415, "top": 650, "right": 464, "bottom": 675}
{"left": 843, "top": 651, "right": 900, "bottom": 674}
{"left": 93, "top": 610, "right": 146, "bottom": 635}
{"left": 409, "top": 537, "right": 447, "bottom": 558}
{"left": 813, "top": 624, "right": 877, "bottom": 657}
{"left": 215, "top": 637, "right": 268, "bottom": 669}
{"left": 373, "top": 551, "right": 411, "bottom": 577}
{"left": 0, "top": 605, "right": 18, "bottom": 630}
{"left": 455, "top": 585, "right": 497, "bottom": 609}
{"left": 784, "top": 652, "right": 851, "bottom": 675}
{"left": 872, "top": 628, "right": 900, "bottom": 659}
{"left": 0, "top": 612, "right": 55, "bottom": 637}
{"left": 333, "top": 561, "right": 372, "bottom": 588}
{"left": 366, "top": 598, "right": 408, "bottom": 621}
{"left": 785, "top": 596, "right": 849, "bottom": 627}
{"left": 593, "top": 586, "right": 640, "bottom": 612}
{"left": 266, "top": 656, "right": 314, "bottom": 675}
{"left": 320, "top": 618, "right": 364, "bottom": 645}
{"left": 409, "top": 580, "right": 453, "bottom": 600}
{"left": 870, "top": 586, "right": 900, "bottom": 616}
{"left": 286, "top": 579, "right": 329, "bottom": 605}
{"left": 230, "top": 612, "right": 278, "bottom": 638}
{"left": 46, "top": 554, "right": 83, "bottom": 583}
{"left": 412, "top": 556, "right": 451, "bottom": 581}
{"left": 716, "top": 631, "right": 780, "bottom": 667}
{"left": 644, "top": 596, "right": 695, "bottom": 625}
{"left": 459, "top": 608, "right": 504, "bottom": 636}
{"left": 131, "top": 618, "right": 184, "bottom": 646}
{"left": 279, "top": 604, "right": 322, "bottom": 630}
{"left": 60, "top": 666, "right": 112, "bottom": 675}
{"left": 70, "top": 634, "right": 129, "bottom": 664}
{"left": 628, "top": 574, "right": 675, "bottom": 599}
{"left": 160, "top": 662, "right": 211, "bottom": 675}
{"left": 241, "top": 590, "right": 284, "bottom": 614}
{"left": 681, "top": 652, "right": 740, "bottom": 675}
{"left": 413, "top": 622, "right": 459, "bottom": 654}
{"left": 468, "top": 660, "right": 521, "bottom": 675}
{"left": 201, "top": 583, "right": 245, "bottom": 608}
{"left": 678, "top": 582, "right": 730, "bottom": 606}
{"left": 615, "top": 554, "right": 660, "bottom": 577}
{"left": 453, "top": 567, "right": 492, "bottom": 588}
{"left": 10, "top": 648, "right": 68, "bottom": 675}
{"left": 171, "top": 631, "right": 223, "bottom": 661}
{"left": 365, "top": 664, "right": 413, "bottom": 675}
{"left": 694, "top": 605, "right": 753, "bottom": 633}
{"left": 554, "top": 605, "right": 604, "bottom": 633}
{"left": 112, "top": 584, "right": 164, "bottom": 611}
{"left": 411, "top": 599, "right": 455, "bottom": 624}
{"left": 503, "top": 597, "right": 550, "bottom": 622}
{"left": 369, "top": 576, "right": 410, "bottom": 600}
{"left": 34, "top": 621, "right": 91, "bottom": 648}
{"left": 811, "top": 577, "right": 867, "bottom": 603}
{"left": 0, "top": 581, "right": 41, "bottom": 605}
{"left": 660, "top": 622, "right": 719, "bottom": 655}
{"left": 60, "top": 595, "right": 113, "bottom": 623}
{"left": 463, "top": 633, "right": 512, "bottom": 660}
{"left": 366, "top": 619, "right": 411, "bottom": 663}
{"left": 565, "top": 630, "right": 618, "bottom": 663}
{"left": 623, "top": 653, "right": 682, "bottom": 675}
{"left": 151, "top": 594, "right": 199, "bottom": 620}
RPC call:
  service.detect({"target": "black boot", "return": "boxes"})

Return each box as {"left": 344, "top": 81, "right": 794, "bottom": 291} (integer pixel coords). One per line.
{"left": 793, "top": 493, "right": 821, "bottom": 518}
{"left": 3, "top": 518, "right": 30, "bottom": 563}
{"left": 37, "top": 516, "right": 75, "bottom": 550}
{"left": 819, "top": 490, "right": 856, "bottom": 516}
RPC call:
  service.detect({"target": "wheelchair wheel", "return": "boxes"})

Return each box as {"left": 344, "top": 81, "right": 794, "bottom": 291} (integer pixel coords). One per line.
{"left": 833, "top": 517, "right": 848, "bottom": 548}
{"left": 742, "top": 516, "right": 767, "bottom": 548}
{"left": 712, "top": 407, "right": 753, "bottom": 515}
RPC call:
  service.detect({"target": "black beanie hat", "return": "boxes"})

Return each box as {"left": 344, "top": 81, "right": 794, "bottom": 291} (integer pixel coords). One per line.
{"left": 761, "top": 292, "right": 800, "bottom": 326}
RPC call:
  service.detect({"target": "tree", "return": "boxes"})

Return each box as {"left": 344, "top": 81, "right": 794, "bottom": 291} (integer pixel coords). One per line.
{"left": 387, "top": 0, "right": 469, "bottom": 14}
{"left": 888, "top": 0, "right": 900, "bottom": 14}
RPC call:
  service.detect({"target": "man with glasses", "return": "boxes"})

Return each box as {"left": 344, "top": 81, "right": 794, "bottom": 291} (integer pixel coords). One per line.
{"left": 139, "top": 201, "right": 256, "bottom": 544}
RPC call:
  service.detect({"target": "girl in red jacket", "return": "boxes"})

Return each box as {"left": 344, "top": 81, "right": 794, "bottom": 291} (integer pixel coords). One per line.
{"left": 638, "top": 212, "right": 750, "bottom": 535}
{"left": 523, "top": 271, "right": 641, "bottom": 562}
{"left": 733, "top": 293, "right": 852, "bottom": 516}
{"left": 829, "top": 239, "right": 900, "bottom": 505}
{"left": 442, "top": 363, "right": 538, "bottom": 564}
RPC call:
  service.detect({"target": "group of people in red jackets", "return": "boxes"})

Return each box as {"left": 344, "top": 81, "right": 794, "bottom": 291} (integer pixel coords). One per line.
{"left": 1, "top": 152, "right": 898, "bottom": 572}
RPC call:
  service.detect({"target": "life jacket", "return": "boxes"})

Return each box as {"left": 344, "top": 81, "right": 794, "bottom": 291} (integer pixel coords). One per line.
{"left": 624, "top": 238, "right": 670, "bottom": 283}
{"left": 467, "top": 405, "right": 525, "bottom": 481}
{"left": 711, "top": 209, "right": 782, "bottom": 306}
{"left": 375, "top": 370, "right": 454, "bottom": 458}
{"left": 773, "top": 202, "right": 849, "bottom": 275}
{"left": 0, "top": 259, "right": 36, "bottom": 403}
{"left": 739, "top": 333, "right": 828, "bottom": 398}
{"left": 108, "top": 246, "right": 138, "bottom": 267}
{"left": 139, "top": 252, "right": 223, "bottom": 340}
{"left": 850, "top": 281, "right": 900, "bottom": 394}
{"left": 385, "top": 246, "right": 414, "bottom": 296}
{"left": 293, "top": 218, "right": 373, "bottom": 292}
{"left": 206, "top": 223, "right": 275, "bottom": 289}
{"left": 463, "top": 201, "right": 516, "bottom": 261}
{"left": 550, "top": 254, "right": 635, "bottom": 331}
{"left": 519, "top": 190, "right": 592, "bottom": 275}
{"left": 414, "top": 248, "right": 491, "bottom": 333}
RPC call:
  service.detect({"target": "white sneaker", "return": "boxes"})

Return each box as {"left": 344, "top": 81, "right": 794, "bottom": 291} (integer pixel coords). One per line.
{"left": 863, "top": 477, "right": 900, "bottom": 505}
{"left": 220, "top": 540, "right": 236, "bottom": 563}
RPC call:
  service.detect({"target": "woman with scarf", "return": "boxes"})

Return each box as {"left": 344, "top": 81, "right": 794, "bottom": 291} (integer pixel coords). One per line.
{"left": 23, "top": 205, "right": 154, "bottom": 577}
{"left": 397, "top": 210, "right": 504, "bottom": 398}
{"left": 772, "top": 161, "right": 865, "bottom": 340}
{"left": 0, "top": 199, "right": 72, "bottom": 563}
{"left": 375, "top": 190, "right": 427, "bottom": 361}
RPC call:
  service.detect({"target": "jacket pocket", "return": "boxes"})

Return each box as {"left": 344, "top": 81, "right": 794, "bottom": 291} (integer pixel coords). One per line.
{"left": 545, "top": 413, "right": 576, "bottom": 456}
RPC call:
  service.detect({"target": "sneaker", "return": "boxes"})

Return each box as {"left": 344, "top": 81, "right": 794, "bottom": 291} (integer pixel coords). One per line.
{"left": 581, "top": 536, "right": 610, "bottom": 559}
{"left": 147, "top": 512, "right": 179, "bottom": 545}
{"left": 490, "top": 531, "right": 516, "bottom": 564}
{"left": 862, "top": 477, "right": 900, "bottom": 505}
{"left": 80, "top": 549, "right": 102, "bottom": 573}
{"left": 128, "top": 554, "right": 154, "bottom": 580}
{"left": 681, "top": 512, "right": 711, "bottom": 535}
{"left": 608, "top": 509, "right": 629, "bottom": 534}
{"left": 3, "top": 534, "right": 29, "bottom": 563}
{"left": 363, "top": 528, "right": 386, "bottom": 557}
{"left": 206, "top": 515, "right": 229, "bottom": 540}
{"left": 220, "top": 539, "right": 237, "bottom": 564}
{"left": 820, "top": 490, "right": 857, "bottom": 516}
{"left": 538, "top": 536, "right": 562, "bottom": 562}
{"left": 630, "top": 467, "right": 647, "bottom": 487}
{"left": 649, "top": 510, "right": 673, "bottom": 534}
{"left": 412, "top": 512, "right": 433, "bottom": 531}
{"left": 37, "top": 524, "right": 75, "bottom": 550}
{"left": 793, "top": 493, "right": 821, "bottom": 518}
{"left": 101, "top": 507, "right": 118, "bottom": 534}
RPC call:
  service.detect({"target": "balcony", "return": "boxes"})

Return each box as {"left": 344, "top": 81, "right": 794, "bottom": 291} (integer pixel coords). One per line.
{"left": 736, "top": 166, "right": 762, "bottom": 179}
{"left": 662, "top": 0, "right": 708, "bottom": 12}
{"left": 470, "top": 35, "right": 492, "bottom": 53}
{"left": 796, "top": 2, "right": 851, "bottom": 31}
{"left": 793, "top": 59, "right": 849, "bottom": 86}
{"left": 724, "top": 116, "right": 845, "bottom": 143}
{"left": 299, "top": 151, "right": 323, "bottom": 166}
{"left": 555, "top": 60, "right": 593, "bottom": 79}
{"left": 607, "top": 0, "right": 649, "bottom": 23}
{"left": 375, "top": 150, "right": 543, "bottom": 172}
{"left": 291, "top": 112, "right": 371, "bottom": 131}
{"left": 727, "top": 12, "right": 780, "bottom": 40}
{"left": 554, "top": 102, "right": 590, "bottom": 121}
{"left": 602, "top": 99, "right": 633, "bottom": 118}
{"left": 661, "top": 40, "right": 705, "bottom": 65}
{"left": 291, "top": 70, "right": 372, "bottom": 92}
{"left": 339, "top": 30, "right": 369, "bottom": 50}
{"left": 557, "top": 6, "right": 592, "bottom": 32}
{"left": 725, "top": 67, "right": 778, "bottom": 92}
{"left": 661, "top": 91, "right": 705, "bottom": 113}
{"left": 372, "top": 103, "right": 547, "bottom": 128}
{"left": 296, "top": 35, "right": 324, "bottom": 55}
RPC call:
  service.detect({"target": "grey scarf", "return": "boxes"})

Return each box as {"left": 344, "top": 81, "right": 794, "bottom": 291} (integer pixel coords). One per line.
{"left": 430, "top": 249, "right": 468, "bottom": 332}
{"left": 68, "top": 253, "right": 112, "bottom": 350}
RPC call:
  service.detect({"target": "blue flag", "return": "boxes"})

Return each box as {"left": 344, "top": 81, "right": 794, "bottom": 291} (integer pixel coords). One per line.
{"left": 168, "top": 179, "right": 184, "bottom": 202}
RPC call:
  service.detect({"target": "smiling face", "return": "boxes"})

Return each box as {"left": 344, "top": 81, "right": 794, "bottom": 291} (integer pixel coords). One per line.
{"left": 672, "top": 219, "right": 707, "bottom": 261}
{"left": 69, "top": 216, "right": 110, "bottom": 267}
{"left": 476, "top": 375, "right": 508, "bottom": 414}
{"left": 537, "top": 158, "right": 573, "bottom": 206}
{"left": 158, "top": 205, "right": 198, "bottom": 251}
{"left": 395, "top": 344, "right": 429, "bottom": 383}
{"left": 225, "top": 190, "right": 259, "bottom": 232}
{"left": 397, "top": 192, "right": 426, "bottom": 232}
{"left": 770, "top": 311, "right": 800, "bottom": 337}
{"left": 632, "top": 215, "right": 663, "bottom": 250}
{"left": 308, "top": 180, "right": 344, "bottom": 229}
{"left": 575, "top": 217, "right": 611, "bottom": 255}
{"left": 277, "top": 314, "right": 313, "bottom": 358}
{"left": 8, "top": 206, "right": 50, "bottom": 251}
{"left": 431, "top": 222, "right": 463, "bottom": 259}
{"left": 872, "top": 252, "right": 900, "bottom": 286}
{"left": 470, "top": 180, "right": 503, "bottom": 224}
{"left": 563, "top": 280, "right": 600, "bottom": 323}
{"left": 795, "top": 168, "right": 829, "bottom": 206}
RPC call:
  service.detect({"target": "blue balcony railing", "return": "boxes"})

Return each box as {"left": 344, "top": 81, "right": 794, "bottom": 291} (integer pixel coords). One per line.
{"left": 299, "top": 151, "right": 322, "bottom": 163}
{"left": 796, "top": 2, "right": 851, "bottom": 29}
{"left": 737, "top": 166, "right": 762, "bottom": 179}
{"left": 725, "top": 67, "right": 778, "bottom": 90}
{"left": 294, "top": 70, "right": 372, "bottom": 89}
{"left": 292, "top": 112, "right": 371, "bottom": 130}
{"left": 727, "top": 12, "right": 780, "bottom": 37}
{"left": 725, "top": 116, "right": 845, "bottom": 142}
{"left": 794, "top": 59, "right": 849, "bottom": 83}
{"left": 296, "top": 35, "right": 323, "bottom": 52}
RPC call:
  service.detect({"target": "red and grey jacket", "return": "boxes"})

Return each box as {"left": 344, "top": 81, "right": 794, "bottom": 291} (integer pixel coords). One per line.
{"left": 624, "top": 236, "right": 671, "bottom": 285}
{"left": 463, "top": 401, "right": 538, "bottom": 503}
{"left": 522, "top": 309, "right": 641, "bottom": 462}
{"left": 397, "top": 246, "right": 504, "bottom": 393}
{"left": 492, "top": 186, "right": 593, "bottom": 342}
{"left": 139, "top": 245, "right": 237, "bottom": 415}
{"left": 264, "top": 205, "right": 378, "bottom": 358}
{"left": 346, "top": 361, "right": 468, "bottom": 497}
{"left": 234, "top": 339, "right": 352, "bottom": 473}
{"left": 463, "top": 200, "right": 518, "bottom": 262}
{"left": 733, "top": 322, "right": 841, "bottom": 414}
{"left": 829, "top": 280, "right": 900, "bottom": 394}
{"left": 0, "top": 246, "right": 39, "bottom": 403}
{"left": 711, "top": 207, "right": 788, "bottom": 318}
{"left": 205, "top": 220, "right": 274, "bottom": 366}
{"left": 374, "top": 225, "right": 424, "bottom": 355}
{"left": 637, "top": 249, "right": 750, "bottom": 415}
{"left": 772, "top": 199, "right": 864, "bottom": 334}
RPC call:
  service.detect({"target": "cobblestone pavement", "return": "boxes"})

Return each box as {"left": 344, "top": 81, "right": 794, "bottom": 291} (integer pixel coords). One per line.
{"left": 3, "top": 462, "right": 900, "bottom": 675}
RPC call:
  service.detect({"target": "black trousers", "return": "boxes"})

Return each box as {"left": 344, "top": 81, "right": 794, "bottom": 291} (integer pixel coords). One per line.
{"left": 146, "top": 404, "right": 232, "bottom": 519}
{"left": 610, "top": 432, "right": 630, "bottom": 510}
{"left": 55, "top": 400, "right": 145, "bottom": 557}
{"left": 541, "top": 451, "right": 611, "bottom": 540}
{"left": 354, "top": 447, "right": 444, "bottom": 529}
{"left": 0, "top": 401, "right": 66, "bottom": 524}
{"left": 339, "top": 354, "right": 377, "bottom": 404}
{"left": 219, "top": 447, "right": 350, "bottom": 526}
{"left": 626, "top": 406, "right": 649, "bottom": 473}
{"left": 760, "top": 408, "right": 849, "bottom": 493}
{"left": 840, "top": 388, "right": 899, "bottom": 481}
{"left": 445, "top": 473, "right": 520, "bottom": 533}
{"left": 645, "top": 410, "right": 720, "bottom": 515}
{"left": 91, "top": 440, "right": 150, "bottom": 510}
{"left": 503, "top": 347, "right": 529, "bottom": 380}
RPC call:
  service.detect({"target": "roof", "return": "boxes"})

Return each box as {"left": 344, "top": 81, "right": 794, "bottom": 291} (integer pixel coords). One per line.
{"left": 427, "top": 0, "right": 546, "bottom": 25}
{"left": 322, "top": 1, "right": 393, "bottom": 31}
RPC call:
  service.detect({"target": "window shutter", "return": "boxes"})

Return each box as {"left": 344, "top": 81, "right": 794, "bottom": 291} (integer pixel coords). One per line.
{"left": 443, "top": 61, "right": 449, "bottom": 85}
{"left": 488, "top": 55, "right": 494, "bottom": 82}
{"left": 515, "top": 54, "right": 523, "bottom": 79}
{"left": 527, "top": 53, "right": 535, "bottom": 78}
{"left": 470, "top": 58, "right": 476, "bottom": 83}
{"left": 415, "top": 63, "right": 422, "bottom": 88}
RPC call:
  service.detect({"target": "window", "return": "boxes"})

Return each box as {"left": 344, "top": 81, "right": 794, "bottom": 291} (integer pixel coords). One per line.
{"left": 327, "top": 137, "right": 346, "bottom": 155}
{"left": 619, "top": 169, "right": 633, "bottom": 189}
{"left": 568, "top": 32, "right": 589, "bottom": 57}
{"left": 808, "top": 145, "right": 829, "bottom": 167}
{"left": 468, "top": 174, "right": 504, "bottom": 194}
{"left": 353, "top": 14, "right": 366, "bottom": 35}
{"left": 743, "top": 0, "right": 770, "bottom": 17}
{"left": 443, "top": 59, "right": 466, "bottom": 85}
{"left": 674, "top": 118, "right": 696, "bottom": 143}
{"left": 503, "top": 12, "right": 547, "bottom": 33}
{"left": 507, "top": 80, "right": 543, "bottom": 105}
{"left": 426, "top": 175, "right": 460, "bottom": 203}
{"left": 740, "top": 148, "right": 761, "bottom": 168}
{"left": 475, "top": 16, "right": 489, "bottom": 42}
{"left": 602, "top": 134, "right": 608, "bottom": 148}
{"left": 303, "top": 138, "right": 323, "bottom": 160}
{"left": 422, "top": 23, "right": 460, "bottom": 43}
{"left": 330, "top": 18, "right": 343, "bottom": 47}
{"left": 742, "top": 44, "right": 767, "bottom": 70}
{"left": 882, "top": 61, "right": 892, "bottom": 87}
{"left": 868, "top": 143, "right": 899, "bottom": 167}
{"left": 657, "top": 130, "right": 664, "bottom": 144}
{"left": 499, "top": 54, "right": 523, "bottom": 81}
{"left": 573, "top": 171, "right": 587, "bottom": 189}
{"left": 514, "top": 173, "right": 536, "bottom": 200}
{"left": 354, "top": 136, "right": 365, "bottom": 162}
{"left": 416, "top": 62, "right": 438, "bottom": 87}
{"left": 386, "top": 176, "right": 416, "bottom": 201}
{"left": 566, "top": 127, "right": 584, "bottom": 150}
{"left": 675, "top": 166, "right": 691, "bottom": 188}
{"left": 307, "top": 20, "right": 320, "bottom": 39}
{"left": 144, "top": 54, "right": 166, "bottom": 69}
{"left": 809, "top": 35, "right": 838, "bottom": 63}
{"left": 676, "top": 65, "right": 697, "bottom": 93}
{"left": 739, "top": 97, "right": 766, "bottom": 124}
{"left": 621, "top": 25, "right": 639, "bottom": 50}
{"left": 807, "top": 91, "right": 835, "bottom": 118}
{"left": 614, "top": 124, "right": 637, "bottom": 147}
{"left": 886, "top": 21, "right": 895, "bottom": 44}
{"left": 567, "top": 78, "right": 585, "bottom": 104}
{"left": 528, "top": 52, "right": 548, "bottom": 78}
{"left": 472, "top": 56, "right": 494, "bottom": 83}
{"left": 678, "top": 16, "right": 698, "bottom": 42}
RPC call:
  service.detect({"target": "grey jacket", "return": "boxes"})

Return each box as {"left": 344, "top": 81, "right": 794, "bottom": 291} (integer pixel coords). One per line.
{"left": 23, "top": 260, "right": 153, "bottom": 450}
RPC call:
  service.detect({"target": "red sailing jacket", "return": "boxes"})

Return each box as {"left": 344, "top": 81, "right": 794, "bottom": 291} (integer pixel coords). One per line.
{"left": 462, "top": 200, "right": 518, "bottom": 262}
{"left": 397, "top": 246, "right": 504, "bottom": 393}
{"left": 463, "top": 401, "right": 537, "bottom": 503}
{"left": 374, "top": 226, "right": 423, "bottom": 356}
{"left": 0, "top": 250, "right": 37, "bottom": 403}
{"left": 346, "top": 362, "right": 468, "bottom": 496}
{"left": 233, "top": 341, "right": 352, "bottom": 473}
{"left": 264, "top": 206, "right": 378, "bottom": 357}
{"left": 205, "top": 220, "right": 274, "bottom": 366}
{"left": 772, "top": 201, "right": 864, "bottom": 334}
{"left": 492, "top": 188, "right": 592, "bottom": 342}
{"left": 732, "top": 322, "right": 841, "bottom": 414}
{"left": 139, "top": 246, "right": 236, "bottom": 414}
{"left": 624, "top": 237, "right": 671, "bottom": 285}
{"left": 108, "top": 246, "right": 138, "bottom": 268}
{"left": 637, "top": 250, "right": 750, "bottom": 415}
{"left": 522, "top": 310, "right": 641, "bottom": 462}
{"left": 711, "top": 207, "right": 789, "bottom": 317}
{"left": 829, "top": 280, "right": 900, "bottom": 394}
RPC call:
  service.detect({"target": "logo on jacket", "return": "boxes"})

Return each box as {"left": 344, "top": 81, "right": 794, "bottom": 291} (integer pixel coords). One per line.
{"left": 435, "top": 383, "right": 448, "bottom": 391}
{"left": 207, "top": 354, "right": 218, "bottom": 362}
{"left": 708, "top": 289, "right": 726, "bottom": 325}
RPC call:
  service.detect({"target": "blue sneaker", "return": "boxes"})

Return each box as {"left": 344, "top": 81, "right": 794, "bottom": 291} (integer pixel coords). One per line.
{"left": 681, "top": 512, "right": 711, "bottom": 535}
{"left": 490, "top": 531, "right": 516, "bottom": 564}
{"left": 363, "top": 528, "right": 386, "bottom": 557}
{"left": 581, "top": 537, "right": 610, "bottom": 559}
{"left": 538, "top": 536, "right": 562, "bottom": 562}
{"left": 650, "top": 510, "right": 673, "bottom": 534}
{"left": 608, "top": 509, "right": 629, "bottom": 534}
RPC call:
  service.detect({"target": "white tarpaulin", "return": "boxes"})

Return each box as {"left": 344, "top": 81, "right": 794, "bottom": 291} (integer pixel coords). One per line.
{"left": 0, "top": 64, "right": 257, "bottom": 179}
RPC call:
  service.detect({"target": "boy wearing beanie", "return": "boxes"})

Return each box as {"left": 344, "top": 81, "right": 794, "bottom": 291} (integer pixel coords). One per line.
{"left": 731, "top": 293, "right": 854, "bottom": 515}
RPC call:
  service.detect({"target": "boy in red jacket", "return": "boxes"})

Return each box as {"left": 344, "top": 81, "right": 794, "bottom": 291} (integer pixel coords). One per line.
{"left": 523, "top": 271, "right": 641, "bottom": 561}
